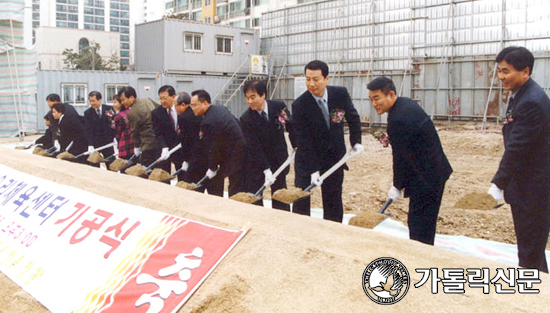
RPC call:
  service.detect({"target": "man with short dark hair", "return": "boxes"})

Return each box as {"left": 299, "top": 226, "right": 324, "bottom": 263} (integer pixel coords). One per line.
{"left": 240, "top": 79, "right": 296, "bottom": 210}
{"left": 176, "top": 92, "right": 208, "bottom": 187}
{"left": 83, "top": 91, "right": 115, "bottom": 165}
{"left": 190, "top": 90, "right": 246, "bottom": 197}
{"left": 43, "top": 93, "right": 79, "bottom": 151}
{"left": 487, "top": 46, "right": 550, "bottom": 272}
{"left": 292, "top": 60, "right": 363, "bottom": 223}
{"left": 152, "top": 85, "right": 184, "bottom": 180}
{"left": 367, "top": 76, "right": 452, "bottom": 246}
{"left": 118, "top": 86, "right": 159, "bottom": 167}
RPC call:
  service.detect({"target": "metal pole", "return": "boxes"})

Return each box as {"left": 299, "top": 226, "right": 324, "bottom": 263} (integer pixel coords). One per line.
{"left": 9, "top": 19, "right": 24, "bottom": 141}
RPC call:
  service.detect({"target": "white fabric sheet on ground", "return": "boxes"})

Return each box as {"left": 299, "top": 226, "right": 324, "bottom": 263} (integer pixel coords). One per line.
{"left": 372, "top": 217, "right": 550, "bottom": 267}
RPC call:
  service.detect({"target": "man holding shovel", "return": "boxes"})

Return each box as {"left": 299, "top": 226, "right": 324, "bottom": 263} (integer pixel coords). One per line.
{"left": 118, "top": 86, "right": 159, "bottom": 168}
{"left": 292, "top": 60, "right": 363, "bottom": 223}
{"left": 240, "top": 79, "right": 296, "bottom": 210}
{"left": 190, "top": 90, "right": 246, "bottom": 197}
{"left": 368, "top": 77, "right": 452, "bottom": 245}
{"left": 84, "top": 91, "right": 115, "bottom": 167}
{"left": 487, "top": 46, "right": 550, "bottom": 273}
{"left": 152, "top": 85, "right": 184, "bottom": 181}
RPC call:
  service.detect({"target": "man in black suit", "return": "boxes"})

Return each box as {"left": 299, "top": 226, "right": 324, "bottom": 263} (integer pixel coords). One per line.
{"left": 175, "top": 92, "right": 208, "bottom": 187}
{"left": 152, "top": 85, "right": 184, "bottom": 179}
{"left": 44, "top": 93, "right": 79, "bottom": 151}
{"left": 487, "top": 46, "right": 550, "bottom": 273}
{"left": 51, "top": 102, "right": 89, "bottom": 162}
{"left": 368, "top": 77, "right": 452, "bottom": 245}
{"left": 240, "top": 79, "right": 296, "bottom": 210}
{"left": 190, "top": 90, "right": 246, "bottom": 197}
{"left": 292, "top": 60, "right": 363, "bottom": 223}
{"left": 83, "top": 91, "right": 115, "bottom": 165}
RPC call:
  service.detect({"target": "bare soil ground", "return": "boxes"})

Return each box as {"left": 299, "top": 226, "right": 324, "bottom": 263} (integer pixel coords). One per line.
{"left": 281, "top": 122, "right": 548, "bottom": 248}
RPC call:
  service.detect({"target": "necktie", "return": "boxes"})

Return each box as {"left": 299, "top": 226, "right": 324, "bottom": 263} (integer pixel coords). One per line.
{"left": 96, "top": 108, "right": 101, "bottom": 117}
{"left": 318, "top": 98, "right": 330, "bottom": 128}
{"left": 261, "top": 111, "right": 269, "bottom": 123}
{"left": 168, "top": 109, "right": 178, "bottom": 132}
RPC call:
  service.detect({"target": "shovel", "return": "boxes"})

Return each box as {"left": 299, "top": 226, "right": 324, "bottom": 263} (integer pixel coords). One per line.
{"left": 127, "top": 144, "right": 182, "bottom": 177}
{"left": 114, "top": 154, "right": 138, "bottom": 172}
{"left": 15, "top": 141, "right": 37, "bottom": 150}
{"left": 348, "top": 198, "right": 393, "bottom": 229}
{"left": 273, "top": 147, "right": 362, "bottom": 204}
{"left": 104, "top": 153, "right": 117, "bottom": 164}
{"left": 70, "top": 142, "right": 116, "bottom": 160}
{"left": 52, "top": 141, "right": 73, "bottom": 158}
{"left": 230, "top": 148, "right": 297, "bottom": 204}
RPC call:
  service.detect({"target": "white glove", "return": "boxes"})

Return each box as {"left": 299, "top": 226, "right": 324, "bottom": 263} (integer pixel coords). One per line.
{"left": 206, "top": 168, "right": 217, "bottom": 179}
{"left": 488, "top": 183, "right": 503, "bottom": 202}
{"left": 113, "top": 138, "right": 118, "bottom": 146}
{"left": 388, "top": 185, "right": 402, "bottom": 202}
{"left": 353, "top": 143, "right": 365, "bottom": 155}
{"left": 264, "top": 168, "right": 276, "bottom": 186}
{"left": 181, "top": 161, "right": 189, "bottom": 172}
{"left": 88, "top": 145, "right": 95, "bottom": 154}
{"left": 133, "top": 146, "right": 141, "bottom": 157}
{"left": 160, "top": 147, "right": 170, "bottom": 161}
{"left": 310, "top": 171, "right": 323, "bottom": 186}
{"left": 54, "top": 140, "right": 61, "bottom": 152}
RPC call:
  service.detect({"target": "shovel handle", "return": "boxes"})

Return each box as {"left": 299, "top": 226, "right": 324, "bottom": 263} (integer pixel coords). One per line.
{"left": 253, "top": 185, "right": 267, "bottom": 198}
{"left": 192, "top": 175, "right": 209, "bottom": 189}
{"left": 254, "top": 148, "right": 297, "bottom": 198}
{"left": 379, "top": 199, "right": 393, "bottom": 214}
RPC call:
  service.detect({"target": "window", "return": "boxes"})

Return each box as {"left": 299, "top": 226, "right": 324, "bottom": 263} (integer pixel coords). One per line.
{"left": 110, "top": 26, "right": 119, "bottom": 32}
{"left": 110, "top": 18, "right": 120, "bottom": 25}
{"left": 204, "top": 17, "right": 211, "bottom": 23}
{"left": 79, "top": 38, "right": 89, "bottom": 54}
{"left": 120, "top": 43, "right": 129, "bottom": 50}
{"left": 120, "top": 50, "right": 129, "bottom": 57}
{"left": 252, "top": 17, "right": 260, "bottom": 27}
{"left": 56, "top": 21, "right": 67, "bottom": 27}
{"left": 110, "top": 10, "right": 119, "bottom": 17}
{"left": 216, "top": 36, "right": 232, "bottom": 53}
{"left": 68, "top": 14, "right": 78, "bottom": 21}
{"left": 104, "top": 84, "right": 128, "bottom": 103}
{"left": 62, "top": 84, "right": 87, "bottom": 106}
{"left": 205, "top": 0, "right": 211, "bottom": 6}
{"left": 56, "top": 4, "right": 67, "bottom": 12}
{"left": 120, "top": 35, "right": 129, "bottom": 42}
{"left": 184, "top": 33, "right": 202, "bottom": 52}
{"left": 120, "top": 19, "right": 129, "bottom": 26}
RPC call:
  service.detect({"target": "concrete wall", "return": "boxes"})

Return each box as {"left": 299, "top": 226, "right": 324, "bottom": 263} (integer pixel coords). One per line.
{"left": 35, "top": 27, "right": 120, "bottom": 70}
{"left": 135, "top": 19, "right": 260, "bottom": 74}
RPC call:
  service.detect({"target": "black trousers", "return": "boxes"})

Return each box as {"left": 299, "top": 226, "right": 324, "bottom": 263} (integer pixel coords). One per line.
{"left": 407, "top": 182, "right": 446, "bottom": 246}
{"left": 249, "top": 173, "right": 290, "bottom": 211}
{"left": 510, "top": 200, "right": 550, "bottom": 273}
{"left": 198, "top": 168, "right": 245, "bottom": 198}
{"left": 140, "top": 148, "right": 157, "bottom": 168}
{"left": 293, "top": 168, "right": 344, "bottom": 223}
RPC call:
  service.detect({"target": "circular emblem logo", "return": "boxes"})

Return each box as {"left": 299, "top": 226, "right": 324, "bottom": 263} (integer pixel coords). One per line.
{"left": 362, "top": 257, "right": 410, "bottom": 305}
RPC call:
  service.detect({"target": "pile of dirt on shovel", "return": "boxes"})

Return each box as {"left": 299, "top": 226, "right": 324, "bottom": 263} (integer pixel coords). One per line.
{"left": 32, "top": 147, "right": 51, "bottom": 157}
{"left": 108, "top": 158, "right": 128, "bottom": 171}
{"left": 148, "top": 168, "right": 171, "bottom": 181}
{"left": 125, "top": 164, "right": 146, "bottom": 176}
{"left": 87, "top": 151, "right": 105, "bottom": 164}
{"left": 56, "top": 151, "right": 75, "bottom": 160}
{"left": 176, "top": 181, "right": 196, "bottom": 190}
{"left": 272, "top": 187, "right": 311, "bottom": 204}
{"left": 348, "top": 210, "right": 388, "bottom": 229}
{"left": 454, "top": 192, "right": 497, "bottom": 210}
{"left": 230, "top": 192, "right": 260, "bottom": 204}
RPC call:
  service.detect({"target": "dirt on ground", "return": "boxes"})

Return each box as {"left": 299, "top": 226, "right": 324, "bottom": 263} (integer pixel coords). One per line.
{"left": 278, "top": 122, "right": 546, "bottom": 248}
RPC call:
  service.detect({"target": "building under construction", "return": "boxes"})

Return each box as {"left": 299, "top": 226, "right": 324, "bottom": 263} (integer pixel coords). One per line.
{"left": 259, "top": 0, "right": 550, "bottom": 125}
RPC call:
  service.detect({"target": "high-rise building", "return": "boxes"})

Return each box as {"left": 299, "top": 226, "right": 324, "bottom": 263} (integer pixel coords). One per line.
{"left": 31, "top": 0, "right": 131, "bottom": 67}
{"left": 163, "top": 0, "right": 302, "bottom": 30}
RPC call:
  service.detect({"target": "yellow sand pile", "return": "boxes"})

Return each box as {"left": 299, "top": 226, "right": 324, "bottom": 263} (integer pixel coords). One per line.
{"left": 348, "top": 210, "right": 388, "bottom": 229}
{"left": 108, "top": 158, "right": 129, "bottom": 172}
{"left": 87, "top": 151, "right": 105, "bottom": 163}
{"left": 56, "top": 151, "right": 75, "bottom": 160}
{"left": 454, "top": 192, "right": 498, "bottom": 210}
{"left": 176, "top": 181, "right": 196, "bottom": 190}
{"left": 14, "top": 145, "right": 27, "bottom": 150}
{"left": 125, "top": 164, "right": 146, "bottom": 176}
{"left": 272, "top": 187, "right": 311, "bottom": 204}
{"left": 33, "top": 147, "right": 51, "bottom": 157}
{"left": 229, "top": 192, "right": 260, "bottom": 204}
{"left": 148, "top": 168, "right": 171, "bottom": 181}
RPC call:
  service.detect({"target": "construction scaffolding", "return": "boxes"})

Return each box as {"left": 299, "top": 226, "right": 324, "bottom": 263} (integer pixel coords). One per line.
{"left": 261, "top": 0, "right": 550, "bottom": 125}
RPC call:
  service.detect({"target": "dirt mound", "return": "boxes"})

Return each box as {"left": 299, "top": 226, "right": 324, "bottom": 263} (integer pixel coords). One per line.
{"left": 454, "top": 192, "right": 498, "bottom": 210}
{"left": 229, "top": 192, "right": 260, "bottom": 204}
{"left": 125, "top": 164, "right": 146, "bottom": 176}
{"left": 175, "top": 181, "right": 196, "bottom": 190}
{"left": 108, "top": 158, "right": 128, "bottom": 172}
{"left": 348, "top": 210, "right": 388, "bottom": 229}
{"left": 148, "top": 168, "right": 171, "bottom": 181}
{"left": 87, "top": 151, "right": 105, "bottom": 163}
{"left": 32, "top": 147, "right": 51, "bottom": 157}
{"left": 272, "top": 187, "right": 311, "bottom": 204}
{"left": 56, "top": 151, "right": 75, "bottom": 160}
